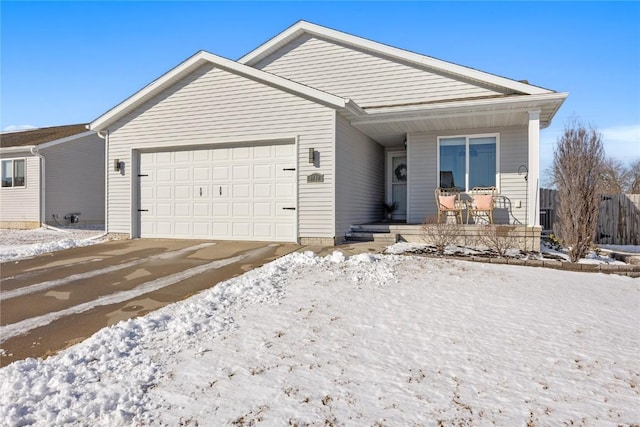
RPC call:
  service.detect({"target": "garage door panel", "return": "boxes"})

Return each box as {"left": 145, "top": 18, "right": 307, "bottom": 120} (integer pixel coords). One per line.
{"left": 275, "top": 144, "right": 294, "bottom": 158}
{"left": 254, "top": 183, "right": 272, "bottom": 198}
{"left": 233, "top": 147, "right": 250, "bottom": 160}
{"left": 139, "top": 143, "right": 296, "bottom": 241}
{"left": 232, "top": 222, "right": 251, "bottom": 236}
{"left": 213, "top": 166, "right": 229, "bottom": 180}
{"left": 254, "top": 202, "right": 272, "bottom": 217}
{"left": 253, "top": 223, "right": 272, "bottom": 237}
{"left": 233, "top": 184, "right": 250, "bottom": 198}
{"left": 156, "top": 169, "right": 172, "bottom": 183}
{"left": 212, "top": 222, "right": 229, "bottom": 237}
{"left": 232, "top": 165, "right": 250, "bottom": 180}
{"left": 174, "top": 203, "right": 191, "bottom": 217}
{"left": 175, "top": 186, "right": 191, "bottom": 199}
{"left": 276, "top": 183, "right": 295, "bottom": 198}
{"left": 193, "top": 167, "right": 209, "bottom": 181}
{"left": 193, "top": 203, "right": 209, "bottom": 217}
{"left": 156, "top": 203, "right": 172, "bottom": 217}
{"left": 253, "top": 145, "right": 271, "bottom": 158}
{"left": 212, "top": 202, "right": 229, "bottom": 217}
{"left": 193, "top": 222, "right": 210, "bottom": 235}
{"left": 254, "top": 164, "right": 273, "bottom": 179}
{"left": 232, "top": 202, "right": 250, "bottom": 217}
{"left": 275, "top": 223, "right": 294, "bottom": 241}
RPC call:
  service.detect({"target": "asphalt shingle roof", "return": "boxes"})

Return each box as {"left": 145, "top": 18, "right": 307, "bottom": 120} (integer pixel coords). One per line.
{"left": 0, "top": 124, "right": 89, "bottom": 148}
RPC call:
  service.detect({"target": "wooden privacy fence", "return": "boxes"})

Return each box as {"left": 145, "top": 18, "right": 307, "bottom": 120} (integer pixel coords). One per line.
{"left": 539, "top": 189, "right": 640, "bottom": 245}
{"left": 597, "top": 194, "right": 640, "bottom": 245}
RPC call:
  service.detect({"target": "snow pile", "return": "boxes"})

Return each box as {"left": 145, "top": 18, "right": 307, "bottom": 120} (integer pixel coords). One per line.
{"left": 0, "top": 228, "right": 104, "bottom": 262}
{"left": 1, "top": 251, "right": 638, "bottom": 426}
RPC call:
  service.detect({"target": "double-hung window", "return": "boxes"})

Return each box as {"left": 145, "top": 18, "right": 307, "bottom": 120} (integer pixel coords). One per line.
{"left": 438, "top": 134, "right": 498, "bottom": 191}
{"left": 1, "top": 159, "right": 26, "bottom": 188}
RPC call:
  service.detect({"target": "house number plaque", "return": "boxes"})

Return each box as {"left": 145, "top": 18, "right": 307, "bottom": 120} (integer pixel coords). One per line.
{"left": 307, "top": 173, "right": 324, "bottom": 183}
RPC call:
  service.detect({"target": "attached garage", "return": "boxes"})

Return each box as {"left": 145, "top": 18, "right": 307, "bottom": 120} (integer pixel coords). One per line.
{"left": 137, "top": 142, "right": 297, "bottom": 242}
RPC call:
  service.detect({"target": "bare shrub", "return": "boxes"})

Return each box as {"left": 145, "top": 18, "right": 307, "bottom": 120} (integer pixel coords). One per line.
{"left": 421, "top": 215, "right": 461, "bottom": 254}
{"left": 551, "top": 118, "right": 605, "bottom": 262}
{"left": 478, "top": 225, "right": 519, "bottom": 257}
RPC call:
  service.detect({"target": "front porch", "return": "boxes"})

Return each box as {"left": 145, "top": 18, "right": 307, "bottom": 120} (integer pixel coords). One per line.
{"left": 346, "top": 222, "right": 542, "bottom": 252}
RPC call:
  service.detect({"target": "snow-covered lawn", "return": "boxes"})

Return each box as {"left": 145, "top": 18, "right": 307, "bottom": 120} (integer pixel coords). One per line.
{"left": 0, "top": 227, "right": 105, "bottom": 262}
{"left": 1, "top": 251, "right": 638, "bottom": 426}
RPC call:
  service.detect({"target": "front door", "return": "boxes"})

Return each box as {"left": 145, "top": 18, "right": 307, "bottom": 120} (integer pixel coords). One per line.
{"left": 387, "top": 151, "right": 407, "bottom": 221}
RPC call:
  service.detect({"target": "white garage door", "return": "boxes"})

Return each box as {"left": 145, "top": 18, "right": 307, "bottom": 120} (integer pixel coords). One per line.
{"left": 138, "top": 144, "right": 297, "bottom": 241}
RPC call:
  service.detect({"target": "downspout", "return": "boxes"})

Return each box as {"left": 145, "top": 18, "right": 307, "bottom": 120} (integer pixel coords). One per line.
{"left": 30, "top": 146, "right": 46, "bottom": 228}
{"left": 88, "top": 129, "right": 109, "bottom": 241}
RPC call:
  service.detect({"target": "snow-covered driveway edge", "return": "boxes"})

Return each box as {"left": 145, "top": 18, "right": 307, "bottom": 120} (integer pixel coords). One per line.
{"left": 0, "top": 228, "right": 105, "bottom": 262}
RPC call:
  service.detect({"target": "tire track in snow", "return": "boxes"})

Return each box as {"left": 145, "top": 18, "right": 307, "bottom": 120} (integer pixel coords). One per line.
{"left": 0, "top": 252, "right": 245, "bottom": 343}
{"left": 0, "top": 243, "right": 215, "bottom": 301}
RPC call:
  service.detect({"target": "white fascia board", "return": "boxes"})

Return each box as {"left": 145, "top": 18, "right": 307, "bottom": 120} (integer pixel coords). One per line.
{"left": 90, "top": 50, "right": 353, "bottom": 131}
{"left": 353, "top": 92, "right": 569, "bottom": 125}
{"left": 0, "top": 146, "right": 36, "bottom": 154}
{"left": 35, "top": 131, "right": 96, "bottom": 151}
{"left": 240, "top": 21, "right": 552, "bottom": 96}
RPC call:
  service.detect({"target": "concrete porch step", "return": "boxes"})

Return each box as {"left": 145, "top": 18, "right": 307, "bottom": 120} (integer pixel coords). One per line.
{"left": 347, "top": 231, "right": 398, "bottom": 244}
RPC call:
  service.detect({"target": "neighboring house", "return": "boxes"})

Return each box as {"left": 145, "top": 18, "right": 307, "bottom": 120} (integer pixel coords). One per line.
{"left": 0, "top": 124, "right": 105, "bottom": 229}
{"left": 89, "top": 21, "right": 567, "bottom": 245}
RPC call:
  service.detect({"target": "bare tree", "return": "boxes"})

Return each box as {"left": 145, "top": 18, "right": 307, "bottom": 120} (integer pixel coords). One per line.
{"left": 551, "top": 119, "right": 605, "bottom": 262}
{"left": 598, "top": 157, "right": 627, "bottom": 194}
{"left": 627, "top": 159, "right": 640, "bottom": 194}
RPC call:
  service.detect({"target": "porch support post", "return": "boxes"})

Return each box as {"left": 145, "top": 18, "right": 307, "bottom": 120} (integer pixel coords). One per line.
{"left": 527, "top": 110, "right": 541, "bottom": 226}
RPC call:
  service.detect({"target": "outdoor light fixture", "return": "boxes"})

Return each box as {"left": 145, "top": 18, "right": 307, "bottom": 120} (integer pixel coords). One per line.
{"left": 308, "top": 148, "right": 315, "bottom": 163}
{"left": 114, "top": 159, "right": 121, "bottom": 172}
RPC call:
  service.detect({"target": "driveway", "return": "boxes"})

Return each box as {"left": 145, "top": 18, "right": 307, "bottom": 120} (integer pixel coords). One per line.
{"left": 0, "top": 239, "right": 300, "bottom": 366}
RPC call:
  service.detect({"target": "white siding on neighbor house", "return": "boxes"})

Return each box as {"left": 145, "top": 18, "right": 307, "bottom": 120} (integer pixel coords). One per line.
{"left": 0, "top": 152, "right": 40, "bottom": 223}
{"left": 107, "top": 63, "right": 336, "bottom": 238}
{"left": 334, "top": 113, "right": 385, "bottom": 240}
{"left": 408, "top": 126, "right": 529, "bottom": 225}
{"left": 41, "top": 134, "right": 105, "bottom": 225}
{"left": 253, "top": 34, "right": 511, "bottom": 108}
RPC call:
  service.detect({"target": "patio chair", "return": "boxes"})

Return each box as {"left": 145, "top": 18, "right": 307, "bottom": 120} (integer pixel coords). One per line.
{"left": 467, "top": 186, "right": 497, "bottom": 224}
{"left": 435, "top": 188, "right": 463, "bottom": 224}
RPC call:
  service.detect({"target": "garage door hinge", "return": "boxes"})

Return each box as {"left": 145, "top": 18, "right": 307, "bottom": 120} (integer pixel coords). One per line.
{"left": 282, "top": 168, "right": 296, "bottom": 171}
{"left": 138, "top": 209, "right": 149, "bottom": 212}
{"left": 138, "top": 174, "right": 149, "bottom": 177}
{"left": 282, "top": 207, "right": 296, "bottom": 210}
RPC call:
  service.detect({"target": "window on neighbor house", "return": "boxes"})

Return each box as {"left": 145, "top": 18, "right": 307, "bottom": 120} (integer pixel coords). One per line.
{"left": 1, "top": 159, "right": 26, "bottom": 188}
{"left": 438, "top": 135, "right": 497, "bottom": 191}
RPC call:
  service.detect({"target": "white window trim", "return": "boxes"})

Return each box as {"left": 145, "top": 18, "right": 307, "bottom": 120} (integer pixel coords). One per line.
{"left": 1, "top": 157, "right": 27, "bottom": 189}
{"left": 436, "top": 133, "right": 500, "bottom": 192}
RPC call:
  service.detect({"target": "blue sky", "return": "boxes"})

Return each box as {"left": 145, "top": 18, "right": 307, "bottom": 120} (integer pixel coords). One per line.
{"left": 1, "top": 1, "right": 639, "bottom": 178}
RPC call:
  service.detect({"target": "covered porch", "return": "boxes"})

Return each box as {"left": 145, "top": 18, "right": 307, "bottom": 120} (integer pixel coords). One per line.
{"left": 347, "top": 93, "right": 567, "bottom": 234}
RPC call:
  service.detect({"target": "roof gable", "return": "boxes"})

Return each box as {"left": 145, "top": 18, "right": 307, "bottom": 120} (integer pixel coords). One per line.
{"left": 0, "top": 124, "right": 89, "bottom": 148}
{"left": 90, "top": 51, "right": 358, "bottom": 131}
{"left": 239, "top": 21, "right": 552, "bottom": 97}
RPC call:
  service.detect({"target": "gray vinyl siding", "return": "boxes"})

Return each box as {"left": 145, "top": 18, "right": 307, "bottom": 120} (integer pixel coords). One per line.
{"left": 41, "top": 134, "right": 105, "bottom": 225}
{"left": 253, "top": 34, "right": 511, "bottom": 108}
{"left": 0, "top": 152, "right": 40, "bottom": 223}
{"left": 335, "top": 113, "right": 385, "bottom": 241}
{"left": 106, "top": 63, "right": 336, "bottom": 238}
{"left": 408, "top": 126, "right": 528, "bottom": 225}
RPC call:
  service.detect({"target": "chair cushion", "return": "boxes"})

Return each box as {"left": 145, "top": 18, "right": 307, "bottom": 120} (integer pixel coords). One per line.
{"left": 474, "top": 194, "right": 493, "bottom": 210}
{"left": 439, "top": 195, "right": 457, "bottom": 210}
